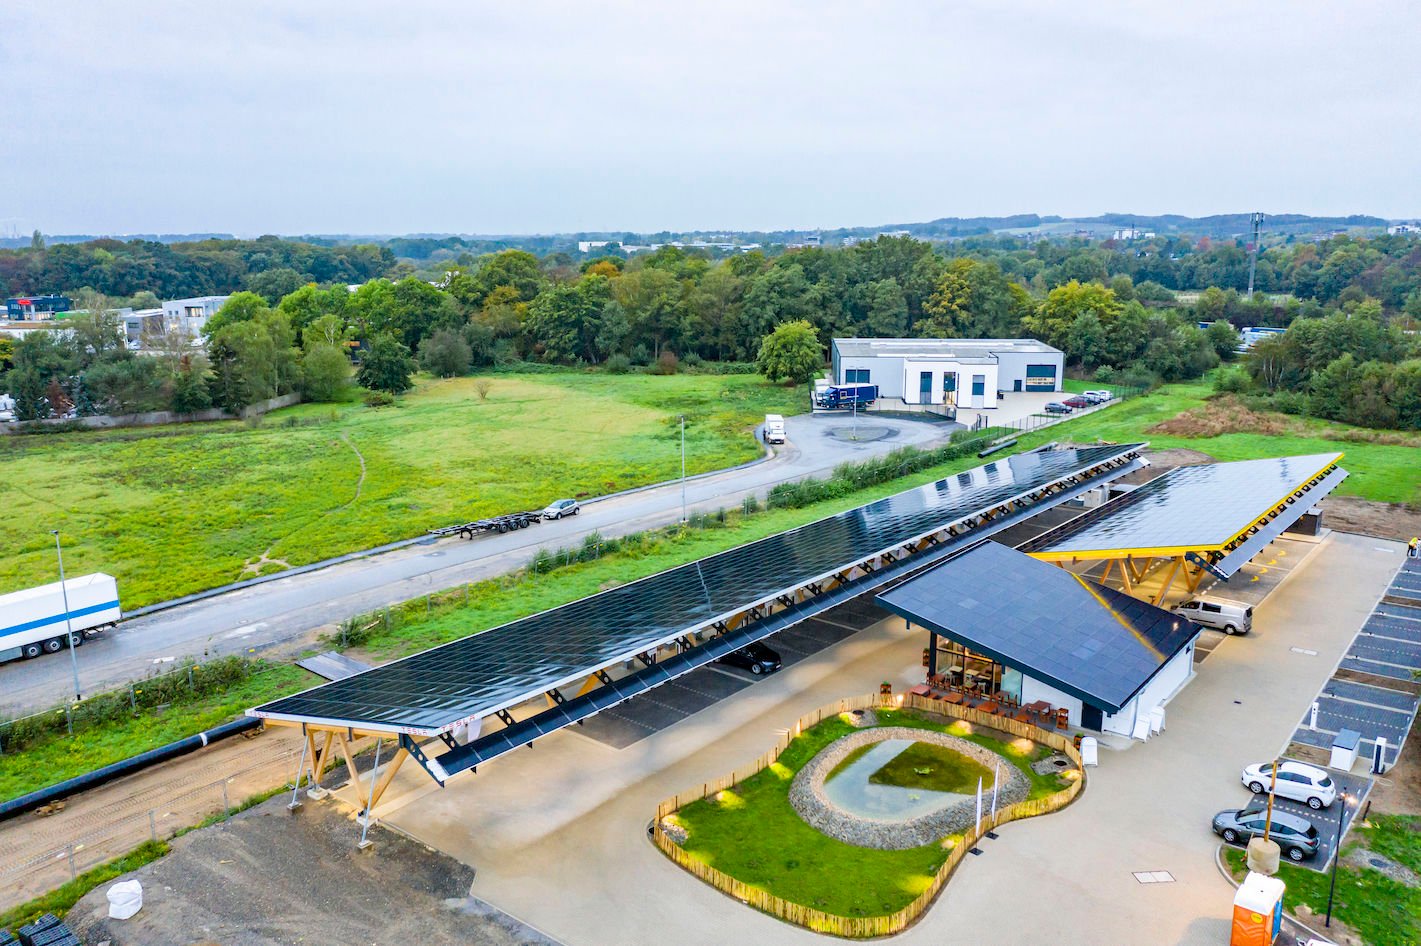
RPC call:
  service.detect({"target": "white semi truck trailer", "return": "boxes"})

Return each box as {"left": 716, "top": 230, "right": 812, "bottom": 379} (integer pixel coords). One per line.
{"left": 0, "top": 573, "right": 121, "bottom": 662}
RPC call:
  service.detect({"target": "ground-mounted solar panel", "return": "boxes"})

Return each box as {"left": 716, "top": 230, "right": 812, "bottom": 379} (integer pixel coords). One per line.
{"left": 252, "top": 442, "right": 1143, "bottom": 735}
{"left": 1022, "top": 453, "right": 1344, "bottom": 559}
{"left": 878, "top": 539, "right": 1199, "bottom": 713}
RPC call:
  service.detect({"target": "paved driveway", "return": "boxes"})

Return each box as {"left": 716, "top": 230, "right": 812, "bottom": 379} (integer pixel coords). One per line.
{"left": 366, "top": 532, "right": 1402, "bottom": 946}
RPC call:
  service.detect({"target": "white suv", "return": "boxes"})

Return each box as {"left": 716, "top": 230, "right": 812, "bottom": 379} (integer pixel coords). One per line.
{"left": 1241, "top": 760, "right": 1337, "bottom": 810}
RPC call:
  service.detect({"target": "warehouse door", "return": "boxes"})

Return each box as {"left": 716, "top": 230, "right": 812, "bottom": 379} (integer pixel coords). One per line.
{"left": 918, "top": 371, "right": 933, "bottom": 403}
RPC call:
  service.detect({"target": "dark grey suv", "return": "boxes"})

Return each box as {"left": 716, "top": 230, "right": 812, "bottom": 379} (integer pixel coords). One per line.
{"left": 1211, "top": 803, "right": 1320, "bottom": 862}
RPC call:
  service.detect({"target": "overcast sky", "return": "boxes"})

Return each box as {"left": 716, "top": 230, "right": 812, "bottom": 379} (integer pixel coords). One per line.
{"left": 4, "top": 1, "right": 1418, "bottom": 236}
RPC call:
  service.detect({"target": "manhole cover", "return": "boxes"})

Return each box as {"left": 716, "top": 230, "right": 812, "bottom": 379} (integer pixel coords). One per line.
{"left": 1053, "top": 759, "right": 1069, "bottom": 767}
{"left": 1370, "top": 857, "right": 1390, "bottom": 869}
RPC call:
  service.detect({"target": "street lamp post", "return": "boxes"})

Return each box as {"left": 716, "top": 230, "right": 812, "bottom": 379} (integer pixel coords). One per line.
{"left": 51, "top": 530, "right": 82, "bottom": 701}
{"left": 679, "top": 414, "right": 687, "bottom": 524}
{"left": 1325, "top": 792, "right": 1353, "bottom": 928}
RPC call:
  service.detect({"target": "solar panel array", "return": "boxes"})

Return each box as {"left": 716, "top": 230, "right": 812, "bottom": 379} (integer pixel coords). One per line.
{"left": 1022, "top": 453, "right": 1343, "bottom": 556}
{"left": 878, "top": 539, "right": 1198, "bottom": 713}
{"left": 253, "top": 442, "right": 1142, "bottom": 733}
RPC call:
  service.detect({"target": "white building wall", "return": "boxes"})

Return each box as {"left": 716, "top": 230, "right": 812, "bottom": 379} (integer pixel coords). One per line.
{"left": 837, "top": 355, "right": 907, "bottom": 399}
{"left": 899, "top": 359, "right": 1000, "bottom": 408}
{"left": 1101, "top": 638, "right": 1197, "bottom": 737}
{"left": 1019, "top": 677, "right": 1083, "bottom": 727}
{"left": 992, "top": 350, "right": 1064, "bottom": 393}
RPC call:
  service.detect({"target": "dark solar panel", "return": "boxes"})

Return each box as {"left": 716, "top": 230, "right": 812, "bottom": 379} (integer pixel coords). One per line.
{"left": 1022, "top": 453, "right": 1343, "bottom": 557}
{"left": 878, "top": 540, "right": 1198, "bottom": 713}
{"left": 253, "top": 443, "right": 1141, "bottom": 733}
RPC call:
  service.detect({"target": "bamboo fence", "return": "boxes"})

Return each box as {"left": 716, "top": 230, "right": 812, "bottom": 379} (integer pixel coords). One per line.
{"left": 651, "top": 691, "right": 1086, "bottom": 938}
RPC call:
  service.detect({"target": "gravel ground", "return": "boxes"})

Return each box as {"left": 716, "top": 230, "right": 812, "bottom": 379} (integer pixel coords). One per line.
{"left": 66, "top": 795, "right": 561, "bottom": 946}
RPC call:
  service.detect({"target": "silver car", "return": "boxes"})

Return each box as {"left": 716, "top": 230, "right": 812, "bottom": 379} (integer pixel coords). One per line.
{"left": 1212, "top": 802, "right": 1320, "bottom": 862}
{"left": 541, "top": 498, "right": 580, "bottom": 520}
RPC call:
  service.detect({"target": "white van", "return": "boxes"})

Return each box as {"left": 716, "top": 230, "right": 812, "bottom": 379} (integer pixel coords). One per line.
{"left": 1173, "top": 596, "right": 1253, "bottom": 635}
{"left": 764, "top": 414, "right": 786, "bottom": 444}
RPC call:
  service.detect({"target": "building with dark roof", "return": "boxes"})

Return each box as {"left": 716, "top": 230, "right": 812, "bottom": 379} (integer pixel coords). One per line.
{"left": 879, "top": 540, "right": 1200, "bottom": 738}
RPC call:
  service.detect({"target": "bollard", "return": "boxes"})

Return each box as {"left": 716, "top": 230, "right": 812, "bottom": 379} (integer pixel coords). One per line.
{"left": 65, "top": 704, "right": 73, "bottom": 736}
{"left": 222, "top": 780, "right": 230, "bottom": 813}
{"left": 66, "top": 844, "right": 77, "bottom": 881}
{"left": 130, "top": 686, "right": 137, "bottom": 714}
{"left": 149, "top": 810, "right": 158, "bottom": 841}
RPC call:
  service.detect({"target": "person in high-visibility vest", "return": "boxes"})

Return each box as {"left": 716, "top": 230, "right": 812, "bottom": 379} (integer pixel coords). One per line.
{"left": 1409, "top": 536, "right": 1419, "bottom": 558}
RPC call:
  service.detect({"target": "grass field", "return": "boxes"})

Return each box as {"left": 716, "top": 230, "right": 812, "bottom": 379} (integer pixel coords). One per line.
{"left": 1048, "top": 380, "right": 1421, "bottom": 504}
{"left": 1223, "top": 814, "right": 1421, "bottom": 946}
{"left": 670, "top": 709, "right": 1066, "bottom": 918}
{"left": 0, "top": 373, "right": 803, "bottom": 607}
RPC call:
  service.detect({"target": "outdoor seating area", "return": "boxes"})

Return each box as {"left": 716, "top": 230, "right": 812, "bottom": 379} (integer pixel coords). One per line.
{"left": 909, "top": 678, "right": 1068, "bottom": 730}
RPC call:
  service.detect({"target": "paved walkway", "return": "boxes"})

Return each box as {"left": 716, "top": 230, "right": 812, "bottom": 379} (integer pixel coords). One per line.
{"left": 365, "top": 532, "right": 1402, "bottom": 946}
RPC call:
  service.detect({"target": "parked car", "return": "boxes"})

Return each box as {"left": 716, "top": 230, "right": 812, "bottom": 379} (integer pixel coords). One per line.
{"left": 1062, "top": 395, "right": 1092, "bottom": 409}
{"left": 1173, "top": 596, "right": 1253, "bottom": 635}
{"left": 1212, "top": 804, "right": 1320, "bottom": 862}
{"left": 541, "top": 498, "right": 581, "bottom": 520}
{"left": 1043, "top": 402, "right": 1073, "bottom": 414}
{"left": 1241, "top": 760, "right": 1337, "bottom": 809}
{"left": 717, "top": 641, "right": 782, "bottom": 675}
{"left": 1083, "top": 389, "right": 1114, "bottom": 403}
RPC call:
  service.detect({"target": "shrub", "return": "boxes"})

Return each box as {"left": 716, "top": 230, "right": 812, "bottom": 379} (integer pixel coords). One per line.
{"left": 604, "top": 354, "right": 633, "bottom": 374}
{"left": 653, "top": 351, "right": 680, "bottom": 375}
{"left": 363, "top": 389, "right": 395, "bottom": 408}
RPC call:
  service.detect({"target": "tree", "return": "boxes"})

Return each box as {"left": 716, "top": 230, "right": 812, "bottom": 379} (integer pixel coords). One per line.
{"left": 279, "top": 283, "right": 349, "bottom": 333}
{"left": 418, "top": 329, "right": 473, "bottom": 377}
{"left": 245, "top": 268, "right": 309, "bottom": 304}
{"left": 357, "top": 334, "right": 415, "bottom": 394}
{"left": 203, "top": 291, "right": 272, "bottom": 337}
{"left": 301, "top": 343, "right": 351, "bottom": 402}
{"left": 863, "top": 279, "right": 908, "bottom": 336}
{"left": 756, "top": 320, "right": 823, "bottom": 384}
{"left": 0, "top": 336, "right": 13, "bottom": 371}
{"left": 170, "top": 353, "right": 214, "bottom": 413}
{"left": 1205, "top": 320, "right": 1241, "bottom": 360}
{"left": 208, "top": 320, "right": 278, "bottom": 410}
{"left": 1025, "top": 281, "right": 1123, "bottom": 354}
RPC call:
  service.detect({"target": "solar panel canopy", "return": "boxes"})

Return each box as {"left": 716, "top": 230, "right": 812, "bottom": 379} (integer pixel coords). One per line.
{"left": 251, "top": 442, "right": 1142, "bottom": 734}
{"left": 1024, "top": 453, "right": 1343, "bottom": 558}
{"left": 878, "top": 540, "right": 1199, "bottom": 713}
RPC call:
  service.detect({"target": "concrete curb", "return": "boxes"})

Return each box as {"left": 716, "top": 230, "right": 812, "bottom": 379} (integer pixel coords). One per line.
{"left": 1213, "top": 843, "right": 1338, "bottom": 945}
{"left": 122, "top": 439, "right": 779, "bottom": 621}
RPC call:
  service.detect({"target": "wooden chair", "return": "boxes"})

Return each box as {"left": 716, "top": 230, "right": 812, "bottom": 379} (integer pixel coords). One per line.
{"left": 1055, "top": 707, "right": 1070, "bottom": 730}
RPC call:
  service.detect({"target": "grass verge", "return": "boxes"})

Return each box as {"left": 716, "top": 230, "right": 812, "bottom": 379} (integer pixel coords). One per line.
{"left": 870, "top": 741, "right": 994, "bottom": 794}
{"left": 669, "top": 709, "right": 1068, "bottom": 918}
{"left": 1222, "top": 815, "right": 1421, "bottom": 946}
{"left": 0, "top": 839, "right": 169, "bottom": 933}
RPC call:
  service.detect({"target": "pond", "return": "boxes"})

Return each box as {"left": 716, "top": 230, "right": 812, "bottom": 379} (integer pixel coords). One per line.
{"left": 822, "top": 738, "right": 987, "bottom": 821}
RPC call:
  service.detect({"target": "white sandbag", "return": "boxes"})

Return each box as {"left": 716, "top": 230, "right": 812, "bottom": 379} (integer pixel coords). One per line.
{"left": 107, "top": 879, "right": 143, "bottom": 919}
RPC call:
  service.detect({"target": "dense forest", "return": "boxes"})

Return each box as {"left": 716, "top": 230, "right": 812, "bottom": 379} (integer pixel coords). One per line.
{"left": 2, "top": 231, "right": 1419, "bottom": 428}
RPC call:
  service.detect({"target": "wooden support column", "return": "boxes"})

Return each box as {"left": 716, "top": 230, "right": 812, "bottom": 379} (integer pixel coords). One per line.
{"left": 1153, "top": 557, "right": 1184, "bottom": 606}
{"left": 311, "top": 731, "right": 334, "bottom": 784}
{"left": 365, "top": 747, "right": 409, "bottom": 812}
{"left": 1185, "top": 561, "right": 1208, "bottom": 593}
{"left": 1100, "top": 560, "right": 1116, "bottom": 584}
{"left": 1118, "top": 559, "right": 1135, "bottom": 594}
{"left": 336, "top": 731, "right": 366, "bottom": 799}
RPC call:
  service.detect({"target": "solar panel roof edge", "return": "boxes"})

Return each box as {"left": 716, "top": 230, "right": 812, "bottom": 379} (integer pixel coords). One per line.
{"left": 252, "top": 443, "right": 1147, "bottom": 732}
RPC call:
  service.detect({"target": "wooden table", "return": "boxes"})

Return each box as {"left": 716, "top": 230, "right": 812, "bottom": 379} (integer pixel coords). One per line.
{"left": 940, "top": 691, "right": 964, "bottom": 705}
{"left": 909, "top": 684, "right": 931, "bottom": 697}
{"left": 1023, "top": 700, "right": 1052, "bottom": 715}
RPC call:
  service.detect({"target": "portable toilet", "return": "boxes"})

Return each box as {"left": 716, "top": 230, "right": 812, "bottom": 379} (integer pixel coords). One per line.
{"left": 1231, "top": 871, "right": 1284, "bottom": 946}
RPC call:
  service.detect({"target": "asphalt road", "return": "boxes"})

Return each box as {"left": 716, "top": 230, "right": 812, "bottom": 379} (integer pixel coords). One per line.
{"left": 0, "top": 412, "right": 956, "bottom": 716}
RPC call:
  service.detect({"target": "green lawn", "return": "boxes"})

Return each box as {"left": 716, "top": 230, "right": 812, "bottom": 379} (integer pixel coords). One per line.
{"left": 1223, "top": 815, "right": 1421, "bottom": 946}
{"left": 869, "top": 741, "right": 994, "bottom": 794}
{"left": 669, "top": 710, "right": 1068, "bottom": 918}
{"left": 0, "top": 373, "right": 803, "bottom": 607}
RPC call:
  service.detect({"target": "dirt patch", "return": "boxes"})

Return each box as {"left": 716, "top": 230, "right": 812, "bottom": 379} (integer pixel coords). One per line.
{"left": 1147, "top": 396, "right": 1295, "bottom": 438}
{"left": 1367, "top": 720, "right": 1421, "bottom": 816}
{"left": 66, "top": 795, "right": 561, "bottom": 946}
{"left": 1322, "top": 496, "right": 1421, "bottom": 542}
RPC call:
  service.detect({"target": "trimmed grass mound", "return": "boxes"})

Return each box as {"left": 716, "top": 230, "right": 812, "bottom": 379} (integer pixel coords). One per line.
{"left": 669, "top": 709, "right": 1069, "bottom": 919}
{"left": 869, "top": 740, "right": 994, "bottom": 794}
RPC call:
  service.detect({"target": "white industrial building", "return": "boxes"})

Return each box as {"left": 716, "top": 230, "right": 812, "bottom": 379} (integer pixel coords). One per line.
{"left": 162, "top": 296, "right": 229, "bottom": 338}
{"left": 830, "top": 337, "right": 1064, "bottom": 410}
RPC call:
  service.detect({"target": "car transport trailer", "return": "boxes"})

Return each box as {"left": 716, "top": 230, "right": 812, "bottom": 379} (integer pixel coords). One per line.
{"left": 428, "top": 510, "right": 543, "bottom": 540}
